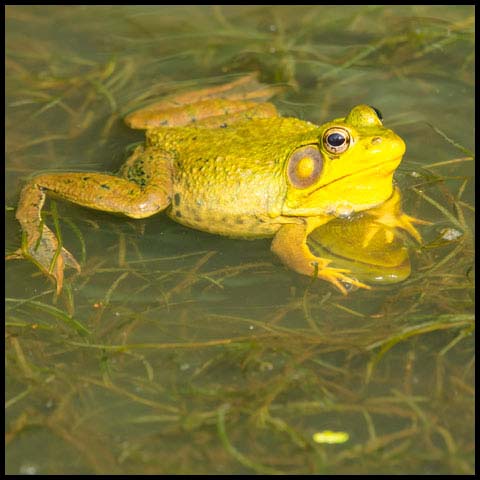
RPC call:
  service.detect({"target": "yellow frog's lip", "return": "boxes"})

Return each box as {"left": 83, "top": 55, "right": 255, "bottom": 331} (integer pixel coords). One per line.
{"left": 318, "top": 157, "right": 402, "bottom": 190}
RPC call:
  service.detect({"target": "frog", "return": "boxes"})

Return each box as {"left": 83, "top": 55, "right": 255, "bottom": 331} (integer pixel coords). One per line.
{"left": 8, "top": 73, "right": 426, "bottom": 295}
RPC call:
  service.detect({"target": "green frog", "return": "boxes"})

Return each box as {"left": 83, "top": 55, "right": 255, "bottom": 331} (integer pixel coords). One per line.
{"left": 8, "top": 73, "right": 425, "bottom": 294}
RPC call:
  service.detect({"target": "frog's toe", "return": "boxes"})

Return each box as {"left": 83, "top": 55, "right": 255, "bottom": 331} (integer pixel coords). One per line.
{"left": 5, "top": 249, "right": 24, "bottom": 261}
{"left": 36, "top": 246, "right": 80, "bottom": 294}
{"left": 381, "top": 213, "right": 429, "bottom": 244}
{"left": 317, "top": 266, "right": 371, "bottom": 295}
{"left": 399, "top": 214, "right": 431, "bottom": 243}
{"left": 61, "top": 247, "right": 81, "bottom": 272}
{"left": 372, "top": 213, "right": 430, "bottom": 244}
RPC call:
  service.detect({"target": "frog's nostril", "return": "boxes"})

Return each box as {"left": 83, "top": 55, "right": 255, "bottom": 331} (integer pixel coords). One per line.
{"left": 371, "top": 137, "right": 382, "bottom": 145}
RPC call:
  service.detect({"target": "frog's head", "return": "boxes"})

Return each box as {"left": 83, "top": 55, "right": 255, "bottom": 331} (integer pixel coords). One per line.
{"left": 282, "top": 104, "right": 405, "bottom": 217}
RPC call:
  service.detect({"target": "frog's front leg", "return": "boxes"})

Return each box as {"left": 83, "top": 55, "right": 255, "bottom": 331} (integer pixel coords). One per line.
{"left": 9, "top": 147, "right": 173, "bottom": 294}
{"left": 271, "top": 218, "right": 370, "bottom": 295}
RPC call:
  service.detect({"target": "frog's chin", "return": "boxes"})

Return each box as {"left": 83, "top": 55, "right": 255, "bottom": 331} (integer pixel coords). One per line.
{"left": 284, "top": 184, "right": 395, "bottom": 217}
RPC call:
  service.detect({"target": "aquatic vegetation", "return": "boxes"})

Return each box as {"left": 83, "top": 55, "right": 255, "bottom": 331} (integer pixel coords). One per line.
{"left": 5, "top": 5, "right": 474, "bottom": 475}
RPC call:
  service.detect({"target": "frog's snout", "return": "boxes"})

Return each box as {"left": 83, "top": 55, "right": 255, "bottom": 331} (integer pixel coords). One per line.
{"left": 389, "top": 133, "right": 406, "bottom": 158}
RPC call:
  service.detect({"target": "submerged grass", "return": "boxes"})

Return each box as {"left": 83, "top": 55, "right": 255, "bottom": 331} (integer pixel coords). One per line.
{"left": 6, "top": 4, "right": 474, "bottom": 476}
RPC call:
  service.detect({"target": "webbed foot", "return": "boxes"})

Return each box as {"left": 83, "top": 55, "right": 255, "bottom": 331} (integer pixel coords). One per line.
{"left": 365, "top": 188, "right": 431, "bottom": 245}
{"left": 7, "top": 225, "right": 81, "bottom": 294}
{"left": 272, "top": 222, "right": 370, "bottom": 295}
{"left": 310, "top": 261, "right": 371, "bottom": 295}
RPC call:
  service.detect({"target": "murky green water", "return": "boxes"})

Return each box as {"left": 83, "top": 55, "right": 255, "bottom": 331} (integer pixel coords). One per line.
{"left": 6, "top": 5, "right": 474, "bottom": 474}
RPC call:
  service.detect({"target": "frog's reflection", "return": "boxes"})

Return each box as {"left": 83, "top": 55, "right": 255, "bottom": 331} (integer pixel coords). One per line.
{"left": 307, "top": 189, "right": 426, "bottom": 287}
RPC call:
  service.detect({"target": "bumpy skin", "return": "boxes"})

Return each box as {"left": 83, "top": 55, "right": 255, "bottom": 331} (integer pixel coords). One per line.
{"left": 9, "top": 73, "right": 425, "bottom": 294}
{"left": 142, "top": 117, "right": 317, "bottom": 237}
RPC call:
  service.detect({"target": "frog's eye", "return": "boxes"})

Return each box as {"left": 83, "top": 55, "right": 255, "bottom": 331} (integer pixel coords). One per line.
{"left": 323, "top": 127, "right": 351, "bottom": 155}
{"left": 287, "top": 145, "right": 323, "bottom": 189}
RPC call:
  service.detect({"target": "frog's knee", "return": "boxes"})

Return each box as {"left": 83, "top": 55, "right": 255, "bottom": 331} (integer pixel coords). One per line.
{"left": 124, "top": 191, "right": 170, "bottom": 219}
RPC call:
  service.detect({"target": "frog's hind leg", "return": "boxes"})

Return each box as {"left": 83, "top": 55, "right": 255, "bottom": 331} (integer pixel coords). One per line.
{"left": 8, "top": 147, "right": 172, "bottom": 293}
{"left": 125, "top": 73, "right": 284, "bottom": 129}
{"left": 128, "top": 98, "right": 279, "bottom": 129}
{"left": 6, "top": 181, "right": 82, "bottom": 295}
{"left": 161, "top": 73, "right": 283, "bottom": 104}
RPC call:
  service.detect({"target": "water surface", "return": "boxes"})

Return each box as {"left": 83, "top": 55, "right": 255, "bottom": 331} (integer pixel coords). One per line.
{"left": 5, "top": 5, "right": 474, "bottom": 474}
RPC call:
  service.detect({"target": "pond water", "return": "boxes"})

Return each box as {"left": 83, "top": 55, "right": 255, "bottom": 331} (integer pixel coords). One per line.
{"left": 5, "top": 5, "right": 474, "bottom": 474}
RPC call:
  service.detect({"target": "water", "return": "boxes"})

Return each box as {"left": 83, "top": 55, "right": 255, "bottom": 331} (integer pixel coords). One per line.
{"left": 5, "top": 5, "right": 474, "bottom": 474}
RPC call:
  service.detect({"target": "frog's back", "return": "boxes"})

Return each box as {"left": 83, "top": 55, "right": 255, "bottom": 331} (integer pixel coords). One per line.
{"left": 147, "top": 117, "right": 319, "bottom": 237}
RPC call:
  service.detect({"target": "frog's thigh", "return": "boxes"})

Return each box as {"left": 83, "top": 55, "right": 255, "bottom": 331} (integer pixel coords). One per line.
{"left": 25, "top": 171, "right": 171, "bottom": 220}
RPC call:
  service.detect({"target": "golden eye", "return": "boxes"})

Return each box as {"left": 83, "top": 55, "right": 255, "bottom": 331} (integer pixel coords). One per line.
{"left": 287, "top": 145, "right": 323, "bottom": 189}
{"left": 323, "top": 127, "right": 351, "bottom": 154}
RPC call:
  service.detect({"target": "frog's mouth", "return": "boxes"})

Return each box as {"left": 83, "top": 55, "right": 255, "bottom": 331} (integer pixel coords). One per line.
{"left": 317, "top": 157, "right": 402, "bottom": 190}
{"left": 284, "top": 157, "right": 403, "bottom": 217}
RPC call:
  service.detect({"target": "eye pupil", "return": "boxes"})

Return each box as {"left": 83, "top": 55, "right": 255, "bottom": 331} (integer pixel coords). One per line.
{"left": 327, "top": 133, "right": 345, "bottom": 147}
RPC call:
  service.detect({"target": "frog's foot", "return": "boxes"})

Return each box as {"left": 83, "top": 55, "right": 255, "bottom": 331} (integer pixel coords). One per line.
{"left": 12, "top": 156, "right": 172, "bottom": 293}
{"left": 364, "top": 188, "right": 431, "bottom": 244}
{"left": 367, "top": 211, "right": 431, "bottom": 245}
{"left": 391, "top": 213, "right": 431, "bottom": 243}
{"left": 7, "top": 225, "right": 81, "bottom": 294}
{"left": 272, "top": 223, "right": 370, "bottom": 295}
{"left": 311, "top": 262, "right": 371, "bottom": 295}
